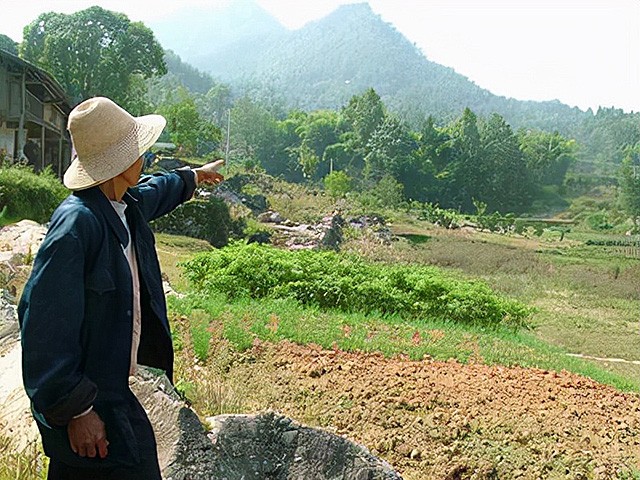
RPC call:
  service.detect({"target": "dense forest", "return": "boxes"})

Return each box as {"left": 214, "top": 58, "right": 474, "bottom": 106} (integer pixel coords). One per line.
{"left": 5, "top": 3, "right": 640, "bottom": 219}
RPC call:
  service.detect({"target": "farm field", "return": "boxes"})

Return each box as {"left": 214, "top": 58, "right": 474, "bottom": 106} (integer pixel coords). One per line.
{"left": 157, "top": 220, "right": 640, "bottom": 479}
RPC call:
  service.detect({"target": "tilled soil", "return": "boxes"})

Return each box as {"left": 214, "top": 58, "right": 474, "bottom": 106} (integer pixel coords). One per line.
{"left": 222, "top": 340, "right": 640, "bottom": 480}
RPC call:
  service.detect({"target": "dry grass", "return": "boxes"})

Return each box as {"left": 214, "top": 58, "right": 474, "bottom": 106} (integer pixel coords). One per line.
{"left": 344, "top": 223, "right": 640, "bottom": 390}
{"left": 0, "top": 436, "right": 47, "bottom": 480}
{"left": 155, "top": 233, "right": 212, "bottom": 292}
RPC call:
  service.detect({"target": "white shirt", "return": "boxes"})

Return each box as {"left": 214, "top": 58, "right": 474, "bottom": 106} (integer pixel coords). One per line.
{"left": 110, "top": 200, "right": 142, "bottom": 376}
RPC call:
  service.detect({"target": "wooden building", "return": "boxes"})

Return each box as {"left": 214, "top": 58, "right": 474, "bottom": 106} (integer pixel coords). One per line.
{"left": 0, "top": 48, "right": 72, "bottom": 177}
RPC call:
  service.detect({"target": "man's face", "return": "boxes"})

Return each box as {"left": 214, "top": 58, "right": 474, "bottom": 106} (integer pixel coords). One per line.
{"left": 120, "top": 157, "right": 144, "bottom": 188}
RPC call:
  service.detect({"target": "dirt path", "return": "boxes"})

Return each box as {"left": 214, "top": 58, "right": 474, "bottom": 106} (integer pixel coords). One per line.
{"left": 224, "top": 340, "right": 640, "bottom": 480}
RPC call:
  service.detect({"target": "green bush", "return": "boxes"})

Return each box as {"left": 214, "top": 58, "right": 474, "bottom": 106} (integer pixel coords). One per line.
{"left": 182, "top": 243, "right": 531, "bottom": 329}
{"left": 0, "top": 164, "right": 69, "bottom": 224}
{"left": 152, "top": 195, "right": 243, "bottom": 248}
{"left": 323, "top": 170, "right": 352, "bottom": 199}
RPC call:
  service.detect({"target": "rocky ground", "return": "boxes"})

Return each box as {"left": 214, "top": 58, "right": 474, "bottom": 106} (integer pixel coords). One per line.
{"left": 212, "top": 340, "right": 640, "bottom": 480}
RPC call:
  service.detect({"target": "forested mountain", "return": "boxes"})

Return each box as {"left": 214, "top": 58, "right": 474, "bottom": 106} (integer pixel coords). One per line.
{"left": 151, "top": 1, "right": 286, "bottom": 79}
{"left": 154, "top": 3, "right": 587, "bottom": 132}
{"left": 150, "top": 1, "right": 640, "bottom": 174}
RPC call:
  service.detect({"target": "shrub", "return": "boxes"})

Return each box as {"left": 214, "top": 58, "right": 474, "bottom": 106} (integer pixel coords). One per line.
{"left": 357, "top": 174, "right": 405, "bottom": 210}
{"left": 323, "top": 170, "right": 352, "bottom": 199}
{"left": 0, "top": 164, "right": 68, "bottom": 224}
{"left": 151, "top": 195, "right": 243, "bottom": 248}
{"left": 182, "top": 243, "right": 531, "bottom": 329}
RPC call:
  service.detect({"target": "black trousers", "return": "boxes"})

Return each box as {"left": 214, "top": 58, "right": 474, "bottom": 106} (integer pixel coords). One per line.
{"left": 47, "top": 455, "right": 161, "bottom": 480}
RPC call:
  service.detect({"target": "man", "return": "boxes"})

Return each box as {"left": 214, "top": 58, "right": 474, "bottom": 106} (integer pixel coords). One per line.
{"left": 18, "top": 96, "right": 224, "bottom": 479}
{"left": 23, "top": 139, "right": 41, "bottom": 167}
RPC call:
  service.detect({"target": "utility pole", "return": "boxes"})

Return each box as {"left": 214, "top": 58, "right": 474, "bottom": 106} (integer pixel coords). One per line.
{"left": 225, "top": 109, "right": 231, "bottom": 165}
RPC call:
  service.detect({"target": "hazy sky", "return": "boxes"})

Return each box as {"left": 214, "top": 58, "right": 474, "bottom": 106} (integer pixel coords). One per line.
{"left": 2, "top": 0, "right": 638, "bottom": 113}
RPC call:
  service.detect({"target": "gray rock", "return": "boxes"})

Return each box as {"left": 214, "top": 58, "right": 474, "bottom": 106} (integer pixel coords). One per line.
{"left": 257, "top": 211, "right": 284, "bottom": 224}
{"left": 205, "top": 411, "right": 403, "bottom": 480}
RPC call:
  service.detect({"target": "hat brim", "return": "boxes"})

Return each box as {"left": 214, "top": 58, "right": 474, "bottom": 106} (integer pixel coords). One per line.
{"left": 64, "top": 114, "right": 166, "bottom": 191}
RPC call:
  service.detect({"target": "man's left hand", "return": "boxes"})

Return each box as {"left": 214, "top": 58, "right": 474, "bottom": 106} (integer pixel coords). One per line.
{"left": 194, "top": 160, "right": 224, "bottom": 186}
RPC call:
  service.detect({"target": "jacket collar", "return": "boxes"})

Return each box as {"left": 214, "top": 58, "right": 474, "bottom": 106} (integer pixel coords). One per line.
{"left": 74, "top": 187, "right": 130, "bottom": 248}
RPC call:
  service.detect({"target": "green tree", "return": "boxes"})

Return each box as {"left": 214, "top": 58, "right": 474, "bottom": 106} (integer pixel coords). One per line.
{"left": 229, "top": 97, "right": 282, "bottom": 170}
{"left": 359, "top": 174, "right": 405, "bottom": 210}
{"left": 408, "top": 116, "right": 451, "bottom": 203}
{"left": 21, "top": 6, "right": 166, "bottom": 110}
{"left": 0, "top": 34, "right": 18, "bottom": 54}
{"left": 619, "top": 145, "right": 640, "bottom": 231}
{"left": 159, "top": 89, "right": 222, "bottom": 156}
{"left": 518, "top": 129, "right": 576, "bottom": 186}
{"left": 296, "top": 143, "right": 320, "bottom": 179}
{"left": 341, "top": 88, "right": 386, "bottom": 158}
{"left": 293, "top": 110, "right": 341, "bottom": 180}
{"left": 440, "top": 108, "right": 483, "bottom": 211}
{"left": 480, "top": 113, "right": 532, "bottom": 212}
{"left": 203, "top": 83, "right": 233, "bottom": 127}
{"left": 364, "top": 115, "right": 416, "bottom": 184}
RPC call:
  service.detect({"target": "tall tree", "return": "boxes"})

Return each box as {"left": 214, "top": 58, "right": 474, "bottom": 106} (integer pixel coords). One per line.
{"left": 294, "top": 110, "right": 341, "bottom": 180}
{"left": 619, "top": 144, "right": 640, "bottom": 231}
{"left": 159, "top": 88, "right": 221, "bottom": 156}
{"left": 341, "top": 88, "right": 386, "bottom": 156}
{"left": 229, "top": 96, "right": 281, "bottom": 170}
{"left": 364, "top": 115, "right": 415, "bottom": 184}
{"left": 518, "top": 129, "right": 577, "bottom": 186}
{"left": 480, "top": 113, "right": 532, "bottom": 212}
{"left": 408, "top": 117, "right": 451, "bottom": 203}
{"left": 440, "top": 108, "right": 483, "bottom": 211}
{"left": 21, "top": 6, "right": 166, "bottom": 111}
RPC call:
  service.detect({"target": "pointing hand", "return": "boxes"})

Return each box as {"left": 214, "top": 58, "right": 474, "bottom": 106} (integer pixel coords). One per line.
{"left": 194, "top": 160, "right": 224, "bottom": 186}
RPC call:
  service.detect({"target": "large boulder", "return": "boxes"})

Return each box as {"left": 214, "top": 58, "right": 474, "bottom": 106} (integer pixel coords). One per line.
{"left": 206, "top": 411, "right": 403, "bottom": 480}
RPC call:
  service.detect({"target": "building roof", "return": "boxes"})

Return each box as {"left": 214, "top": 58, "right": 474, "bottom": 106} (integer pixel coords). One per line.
{"left": 0, "top": 48, "right": 72, "bottom": 114}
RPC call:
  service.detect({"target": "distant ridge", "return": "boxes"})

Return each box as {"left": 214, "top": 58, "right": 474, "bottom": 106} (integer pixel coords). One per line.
{"left": 152, "top": 1, "right": 587, "bottom": 132}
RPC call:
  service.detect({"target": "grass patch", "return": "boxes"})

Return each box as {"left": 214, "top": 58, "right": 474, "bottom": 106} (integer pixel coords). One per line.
{"left": 155, "top": 233, "right": 212, "bottom": 292}
{"left": 0, "top": 436, "right": 47, "bottom": 480}
{"left": 168, "top": 293, "right": 638, "bottom": 392}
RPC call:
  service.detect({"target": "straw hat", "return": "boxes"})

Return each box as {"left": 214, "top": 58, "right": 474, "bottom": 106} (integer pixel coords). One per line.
{"left": 64, "top": 97, "right": 166, "bottom": 190}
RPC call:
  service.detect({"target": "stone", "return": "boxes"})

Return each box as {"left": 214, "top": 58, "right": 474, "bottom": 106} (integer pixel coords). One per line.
{"left": 207, "top": 411, "right": 403, "bottom": 480}
{"left": 257, "top": 211, "right": 284, "bottom": 224}
{"left": 0, "top": 219, "right": 47, "bottom": 256}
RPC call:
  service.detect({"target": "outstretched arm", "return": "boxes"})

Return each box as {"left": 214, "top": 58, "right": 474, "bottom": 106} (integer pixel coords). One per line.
{"left": 133, "top": 160, "right": 225, "bottom": 222}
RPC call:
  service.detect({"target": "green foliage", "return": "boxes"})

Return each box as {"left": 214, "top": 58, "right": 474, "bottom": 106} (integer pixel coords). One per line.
{"left": 323, "top": 170, "right": 352, "bottom": 198}
{"left": 618, "top": 145, "right": 640, "bottom": 231}
{"left": 20, "top": 6, "right": 165, "bottom": 110}
{"left": 0, "top": 34, "right": 18, "bottom": 54}
{"left": 158, "top": 89, "right": 222, "bottom": 156}
{"left": 357, "top": 174, "right": 405, "bottom": 210}
{"left": 585, "top": 211, "right": 614, "bottom": 231}
{"left": 0, "top": 434, "right": 47, "bottom": 480}
{"left": 189, "top": 309, "right": 212, "bottom": 362}
{"left": 342, "top": 88, "right": 386, "bottom": 156}
{"left": 412, "top": 201, "right": 466, "bottom": 229}
{"left": 0, "top": 164, "right": 68, "bottom": 223}
{"left": 182, "top": 243, "right": 531, "bottom": 328}
{"left": 229, "top": 97, "right": 285, "bottom": 174}
{"left": 151, "top": 195, "right": 240, "bottom": 248}
{"left": 518, "top": 129, "right": 577, "bottom": 186}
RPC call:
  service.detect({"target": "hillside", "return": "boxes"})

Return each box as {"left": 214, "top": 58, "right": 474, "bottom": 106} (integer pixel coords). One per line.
{"left": 153, "top": 2, "right": 588, "bottom": 134}
{"left": 151, "top": 0, "right": 286, "bottom": 76}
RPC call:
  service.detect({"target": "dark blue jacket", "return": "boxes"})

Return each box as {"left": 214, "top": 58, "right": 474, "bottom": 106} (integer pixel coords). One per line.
{"left": 18, "top": 169, "right": 196, "bottom": 468}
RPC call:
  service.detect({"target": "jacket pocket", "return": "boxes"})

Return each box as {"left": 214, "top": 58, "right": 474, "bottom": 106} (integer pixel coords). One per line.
{"left": 86, "top": 269, "right": 116, "bottom": 294}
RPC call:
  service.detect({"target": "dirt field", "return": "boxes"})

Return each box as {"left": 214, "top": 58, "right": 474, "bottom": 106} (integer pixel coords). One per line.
{"left": 218, "top": 340, "right": 640, "bottom": 480}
